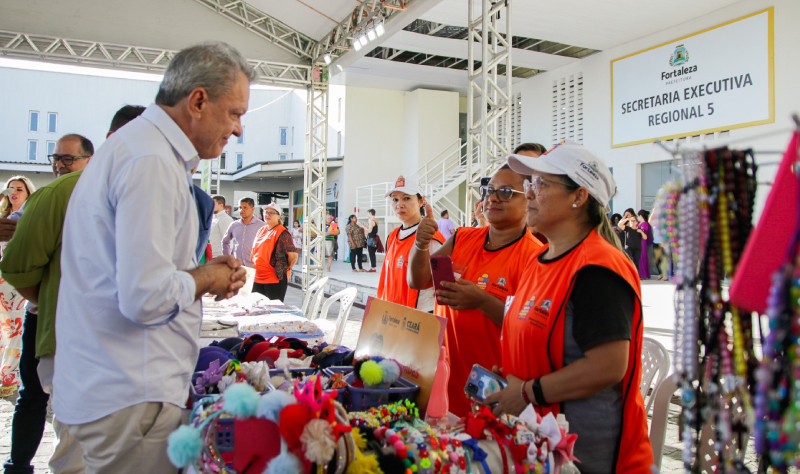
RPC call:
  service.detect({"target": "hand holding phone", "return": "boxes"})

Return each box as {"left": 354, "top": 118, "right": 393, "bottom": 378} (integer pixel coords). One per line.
{"left": 430, "top": 255, "right": 457, "bottom": 295}
{"left": 464, "top": 364, "right": 508, "bottom": 402}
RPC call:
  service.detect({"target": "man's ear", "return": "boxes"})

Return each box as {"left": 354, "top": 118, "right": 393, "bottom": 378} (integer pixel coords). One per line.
{"left": 186, "top": 87, "right": 210, "bottom": 119}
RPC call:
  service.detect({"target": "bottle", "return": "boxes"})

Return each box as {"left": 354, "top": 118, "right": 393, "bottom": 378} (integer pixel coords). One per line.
{"left": 427, "top": 347, "right": 450, "bottom": 419}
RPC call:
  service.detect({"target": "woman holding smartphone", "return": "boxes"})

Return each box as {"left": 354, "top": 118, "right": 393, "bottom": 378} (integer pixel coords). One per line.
{"left": 484, "top": 143, "right": 654, "bottom": 473}
{"left": 409, "top": 165, "right": 542, "bottom": 417}
{"left": 377, "top": 175, "right": 446, "bottom": 312}
{"left": 618, "top": 208, "right": 647, "bottom": 265}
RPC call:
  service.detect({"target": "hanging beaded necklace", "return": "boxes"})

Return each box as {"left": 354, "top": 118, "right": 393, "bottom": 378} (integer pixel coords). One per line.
{"left": 660, "top": 146, "right": 758, "bottom": 472}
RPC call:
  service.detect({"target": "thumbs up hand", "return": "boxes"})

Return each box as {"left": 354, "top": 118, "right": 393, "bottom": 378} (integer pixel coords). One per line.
{"left": 416, "top": 203, "right": 439, "bottom": 248}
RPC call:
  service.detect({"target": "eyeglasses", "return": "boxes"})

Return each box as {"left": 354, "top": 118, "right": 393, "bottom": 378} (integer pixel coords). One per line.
{"left": 48, "top": 154, "right": 90, "bottom": 166}
{"left": 264, "top": 211, "right": 280, "bottom": 217}
{"left": 480, "top": 186, "right": 525, "bottom": 202}
{"left": 523, "top": 176, "right": 575, "bottom": 196}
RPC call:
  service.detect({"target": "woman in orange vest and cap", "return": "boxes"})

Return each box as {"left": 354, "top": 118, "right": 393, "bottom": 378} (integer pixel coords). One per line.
{"left": 484, "top": 142, "right": 654, "bottom": 473}
{"left": 377, "top": 175, "right": 446, "bottom": 312}
{"left": 408, "top": 165, "right": 542, "bottom": 417}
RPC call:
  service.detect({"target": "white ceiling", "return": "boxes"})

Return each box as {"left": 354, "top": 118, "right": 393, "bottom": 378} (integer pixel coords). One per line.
{"left": 0, "top": 0, "right": 302, "bottom": 64}
{"left": 249, "top": 0, "right": 359, "bottom": 41}
{"left": 419, "top": 0, "right": 743, "bottom": 50}
{"left": 330, "top": 56, "right": 521, "bottom": 94}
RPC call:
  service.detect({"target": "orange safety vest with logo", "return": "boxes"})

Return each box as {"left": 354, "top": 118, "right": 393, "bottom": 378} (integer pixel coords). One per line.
{"left": 435, "top": 226, "right": 542, "bottom": 417}
{"left": 377, "top": 225, "right": 446, "bottom": 309}
{"left": 501, "top": 229, "right": 654, "bottom": 473}
{"left": 251, "top": 224, "right": 287, "bottom": 284}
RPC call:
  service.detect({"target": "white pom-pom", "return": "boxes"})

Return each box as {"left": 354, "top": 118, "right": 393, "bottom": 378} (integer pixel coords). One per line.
{"left": 300, "top": 419, "right": 336, "bottom": 465}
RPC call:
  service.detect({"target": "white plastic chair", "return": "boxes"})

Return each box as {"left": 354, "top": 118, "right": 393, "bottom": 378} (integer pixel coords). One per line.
{"left": 649, "top": 373, "right": 677, "bottom": 471}
{"left": 300, "top": 277, "right": 328, "bottom": 316}
{"left": 313, "top": 287, "right": 358, "bottom": 346}
{"left": 640, "top": 337, "right": 671, "bottom": 414}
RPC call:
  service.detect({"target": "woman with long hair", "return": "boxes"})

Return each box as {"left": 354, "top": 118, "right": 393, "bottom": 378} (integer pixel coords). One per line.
{"left": 0, "top": 176, "right": 34, "bottom": 219}
{"left": 484, "top": 143, "right": 654, "bottom": 473}
{"left": 251, "top": 203, "right": 298, "bottom": 301}
{"left": 345, "top": 214, "right": 367, "bottom": 272}
{"left": 637, "top": 209, "right": 654, "bottom": 279}
{"left": 291, "top": 219, "right": 302, "bottom": 258}
{"left": 408, "top": 165, "right": 543, "bottom": 416}
{"left": 377, "top": 176, "right": 445, "bottom": 312}
{"left": 360, "top": 209, "right": 379, "bottom": 272}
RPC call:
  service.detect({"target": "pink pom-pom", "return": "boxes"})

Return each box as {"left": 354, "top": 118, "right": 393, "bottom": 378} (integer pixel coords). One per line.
{"left": 393, "top": 440, "right": 405, "bottom": 451}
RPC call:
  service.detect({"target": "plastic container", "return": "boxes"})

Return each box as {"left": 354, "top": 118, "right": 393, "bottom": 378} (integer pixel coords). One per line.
{"left": 190, "top": 372, "right": 274, "bottom": 405}
{"left": 343, "top": 373, "right": 419, "bottom": 412}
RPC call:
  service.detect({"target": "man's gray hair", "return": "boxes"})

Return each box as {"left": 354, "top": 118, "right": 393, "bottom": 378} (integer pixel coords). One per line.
{"left": 156, "top": 41, "right": 258, "bottom": 106}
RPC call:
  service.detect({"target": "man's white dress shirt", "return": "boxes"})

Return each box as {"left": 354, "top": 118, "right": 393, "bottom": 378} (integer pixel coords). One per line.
{"left": 210, "top": 210, "right": 234, "bottom": 258}
{"left": 54, "top": 104, "right": 201, "bottom": 424}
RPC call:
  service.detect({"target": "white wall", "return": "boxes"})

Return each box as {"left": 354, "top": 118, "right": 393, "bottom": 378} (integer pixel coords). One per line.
{"left": 517, "top": 0, "right": 800, "bottom": 216}
{"left": 0, "top": 63, "right": 306, "bottom": 173}
{"left": 402, "top": 89, "right": 460, "bottom": 177}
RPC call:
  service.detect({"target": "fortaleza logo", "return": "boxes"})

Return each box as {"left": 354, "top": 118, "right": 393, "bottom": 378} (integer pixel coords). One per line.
{"left": 662, "top": 44, "right": 697, "bottom": 81}
{"left": 382, "top": 312, "right": 401, "bottom": 326}
{"left": 579, "top": 161, "right": 600, "bottom": 181}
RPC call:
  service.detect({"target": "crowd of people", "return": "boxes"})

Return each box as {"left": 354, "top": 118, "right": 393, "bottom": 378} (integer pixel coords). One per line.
{"left": 0, "top": 40, "right": 660, "bottom": 474}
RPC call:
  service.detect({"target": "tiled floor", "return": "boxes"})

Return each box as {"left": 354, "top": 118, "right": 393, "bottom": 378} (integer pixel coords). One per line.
{"left": 0, "top": 275, "right": 766, "bottom": 473}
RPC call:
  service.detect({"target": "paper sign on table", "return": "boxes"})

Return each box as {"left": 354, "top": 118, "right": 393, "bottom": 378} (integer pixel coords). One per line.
{"left": 354, "top": 297, "right": 447, "bottom": 415}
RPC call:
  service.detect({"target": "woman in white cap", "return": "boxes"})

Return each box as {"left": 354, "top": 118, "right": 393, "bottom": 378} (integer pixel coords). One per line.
{"left": 250, "top": 202, "right": 298, "bottom": 301}
{"left": 377, "top": 175, "right": 446, "bottom": 312}
{"left": 483, "top": 143, "right": 654, "bottom": 473}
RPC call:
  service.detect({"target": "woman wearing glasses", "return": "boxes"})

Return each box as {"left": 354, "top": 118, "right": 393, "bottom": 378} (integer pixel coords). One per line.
{"left": 483, "top": 143, "right": 654, "bottom": 473}
{"left": 377, "top": 176, "right": 446, "bottom": 312}
{"left": 251, "top": 202, "right": 298, "bottom": 301}
{"left": 408, "top": 165, "right": 542, "bottom": 417}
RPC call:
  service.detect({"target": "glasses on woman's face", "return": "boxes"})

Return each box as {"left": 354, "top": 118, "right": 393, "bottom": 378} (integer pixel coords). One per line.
{"left": 480, "top": 186, "right": 525, "bottom": 202}
{"left": 264, "top": 211, "right": 280, "bottom": 217}
{"left": 523, "top": 176, "right": 573, "bottom": 196}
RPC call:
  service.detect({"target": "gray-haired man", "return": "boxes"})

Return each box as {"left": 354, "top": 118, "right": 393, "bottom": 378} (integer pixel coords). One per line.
{"left": 53, "top": 42, "right": 253, "bottom": 474}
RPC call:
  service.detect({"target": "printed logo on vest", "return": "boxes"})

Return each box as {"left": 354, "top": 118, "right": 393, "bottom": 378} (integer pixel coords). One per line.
{"left": 518, "top": 295, "right": 535, "bottom": 319}
{"left": 477, "top": 274, "right": 490, "bottom": 290}
{"left": 497, "top": 277, "right": 507, "bottom": 287}
{"left": 396, "top": 256, "right": 404, "bottom": 269}
{"left": 540, "top": 299, "right": 552, "bottom": 311}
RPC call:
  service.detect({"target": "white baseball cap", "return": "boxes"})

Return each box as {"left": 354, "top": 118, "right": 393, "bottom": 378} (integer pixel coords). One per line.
{"left": 263, "top": 201, "right": 282, "bottom": 215}
{"left": 384, "top": 175, "right": 422, "bottom": 198}
{"left": 507, "top": 141, "right": 617, "bottom": 212}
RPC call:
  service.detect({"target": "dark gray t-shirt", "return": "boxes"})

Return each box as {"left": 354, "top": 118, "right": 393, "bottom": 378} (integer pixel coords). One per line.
{"left": 537, "top": 256, "right": 635, "bottom": 474}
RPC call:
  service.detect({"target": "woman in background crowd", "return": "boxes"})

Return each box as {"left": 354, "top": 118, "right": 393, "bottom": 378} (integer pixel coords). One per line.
{"left": 485, "top": 143, "right": 654, "bottom": 473}
{"left": 361, "top": 209, "right": 380, "bottom": 272}
{"left": 346, "top": 214, "right": 367, "bottom": 273}
{"left": 408, "top": 165, "right": 542, "bottom": 416}
{"left": 291, "top": 220, "right": 302, "bottom": 257}
{"left": 377, "top": 175, "right": 445, "bottom": 312}
{"left": 618, "top": 208, "right": 646, "bottom": 266}
{"left": 251, "top": 203, "right": 298, "bottom": 301}
{"left": 637, "top": 209, "right": 654, "bottom": 279}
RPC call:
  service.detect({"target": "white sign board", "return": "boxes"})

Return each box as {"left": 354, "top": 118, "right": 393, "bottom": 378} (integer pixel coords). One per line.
{"left": 611, "top": 8, "right": 774, "bottom": 148}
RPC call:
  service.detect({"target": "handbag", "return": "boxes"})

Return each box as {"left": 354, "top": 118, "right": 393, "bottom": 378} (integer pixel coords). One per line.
{"left": 359, "top": 253, "right": 368, "bottom": 263}
{"left": 367, "top": 237, "right": 377, "bottom": 248}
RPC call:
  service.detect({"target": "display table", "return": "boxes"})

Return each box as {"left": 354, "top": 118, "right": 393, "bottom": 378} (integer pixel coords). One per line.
{"left": 200, "top": 293, "right": 324, "bottom": 342}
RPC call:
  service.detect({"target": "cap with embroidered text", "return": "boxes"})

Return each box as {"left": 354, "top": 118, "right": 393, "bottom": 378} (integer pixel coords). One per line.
{"left": 506, "top": 141, "right": 617, "bottom": 212}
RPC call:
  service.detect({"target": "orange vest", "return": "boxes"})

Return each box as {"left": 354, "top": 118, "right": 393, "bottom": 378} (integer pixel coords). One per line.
{"left": 501, "top": 230, "right": 654, "bottom": 473}
{"left": 377, "top": 225, "right": 446, "bottom": 309}
{"left": 251, "top": 224, "right": 287, "bottom": 284}
{"left": 435, "top": 226, "right": 542, "bottom": 417}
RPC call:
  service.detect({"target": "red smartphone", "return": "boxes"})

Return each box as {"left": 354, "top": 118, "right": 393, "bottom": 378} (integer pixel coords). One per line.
{"left": 430, "top": 255, "right": 457, "bottom": 294}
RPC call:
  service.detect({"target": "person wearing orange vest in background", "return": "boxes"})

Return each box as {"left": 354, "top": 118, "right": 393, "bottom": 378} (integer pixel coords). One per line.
{"left": 408, "top": 165, "right": 543, "bottom": 417}
{"left": 251, "top": 202, "right": 299, "bottom": 301}
{"left": 377, "top": 175, "right": 446, "bottom": 312}
{"left": 484, "top": 142, "right": 655, "bottom": 473}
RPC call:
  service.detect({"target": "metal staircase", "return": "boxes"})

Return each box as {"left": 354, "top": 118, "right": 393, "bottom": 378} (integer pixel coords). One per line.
{"left": 356, "top": 138, "right": 480, "bottom": 229}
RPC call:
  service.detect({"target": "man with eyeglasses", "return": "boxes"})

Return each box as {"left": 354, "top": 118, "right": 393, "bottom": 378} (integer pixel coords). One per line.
{"left": 48, "top": 134, "right": 94, "bottom": 178}
{"left": 1, "top": 132, "right": 94, "bottom": 474}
